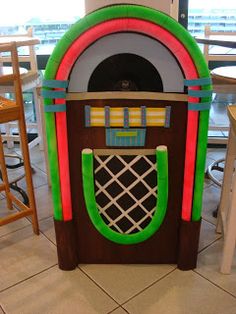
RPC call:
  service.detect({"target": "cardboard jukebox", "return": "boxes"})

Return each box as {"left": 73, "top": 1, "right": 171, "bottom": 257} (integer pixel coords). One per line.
{"left": 43, "top": 4, "right": 212, "bottom": 270}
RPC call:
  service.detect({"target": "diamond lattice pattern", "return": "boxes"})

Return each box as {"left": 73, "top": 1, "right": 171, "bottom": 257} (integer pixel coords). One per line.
{"left": 94, "top": 154, "right": 157, "bottom": 234}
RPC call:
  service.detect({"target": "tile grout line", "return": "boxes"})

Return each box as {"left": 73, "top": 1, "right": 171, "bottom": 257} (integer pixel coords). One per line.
{"left": 79, "top": 266, "right": 177, "bottom": 313}
{"left": 0, "top": 264, "right": 58, "bottom": 294}
{"left": 39, "top": 228, "right": 57, "bottom": 247}
{"left": 0, "top": 218, "right": 54, "bottom": 244}
{"left": 106, "top": 305, "right": 130, "bottom": 314}
{"left": 119, "top": 305, "right": 130, "bottom": 314}
{"left": 198, "top": 236, "right": 222, "bottom": 254}
{"left": 0, "top": 304, "right": 6, "bottom": 314}
{"left": 201, "top": 217, "right": 218, "bottom": 228}
{"left": 120, "top": 267, "right": 177, "bottom": 307}
{"left": 0, "top": 221, "right": 36, "bottom": 240}
{"left": 193, "top": 269, "right": 236, "bottom": 300}
{"left": 78, "top": 267, "right": 121, "bottom": 307}
{"left": 106, "top": 305, "right": 121, "bottom": 314}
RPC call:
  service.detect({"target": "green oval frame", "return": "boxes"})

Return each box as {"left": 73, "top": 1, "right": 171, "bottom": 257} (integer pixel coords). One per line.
{"left": 82, "top": 147, "right": 168, "bottom": 245}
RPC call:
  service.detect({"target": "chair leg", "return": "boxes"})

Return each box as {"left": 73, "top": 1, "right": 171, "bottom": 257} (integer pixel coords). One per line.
{"left": 217, "top": 129, "right": 236, "bottom": 234}
{"left": 18, "top": 118, "right": 39, "bottom": 235}
{"left": 220, "top": 170, "right": 236, "bottom": 274}
{"left": 0, "top": 133, "right": 13, "bottom": 210}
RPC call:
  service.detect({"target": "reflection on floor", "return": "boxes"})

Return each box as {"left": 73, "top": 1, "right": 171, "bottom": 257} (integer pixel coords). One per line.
{"left": 0, "top": 143, "right": 236, "bottom": 314}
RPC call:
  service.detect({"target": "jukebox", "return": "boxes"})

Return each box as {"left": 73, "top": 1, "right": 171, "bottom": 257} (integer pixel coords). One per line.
{"left": 42, "top": 3, "right": 212, "bottom": 270}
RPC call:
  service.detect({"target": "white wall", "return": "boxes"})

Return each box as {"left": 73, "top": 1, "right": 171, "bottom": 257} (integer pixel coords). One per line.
{"left": 68, "top": 33, "right": 184, "bottom": 93}
{"left": 85, "top": 0, "right": 173, "bottom": 15}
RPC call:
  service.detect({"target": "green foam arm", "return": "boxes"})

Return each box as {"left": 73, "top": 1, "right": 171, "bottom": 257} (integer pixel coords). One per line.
{"left": 156, "top": 146, "right": 169, "bottom": 220}
{"left": 43, "top": 101, "right": 63, "bottom": 220}
{"left": 43, "top": 65, "right": 63, "bottom": 221}
{"left": 81, "top": 146, "right": 168, "bottom": 245}
{"left": 192, "top": 109, "right": 210, "bottom": 221}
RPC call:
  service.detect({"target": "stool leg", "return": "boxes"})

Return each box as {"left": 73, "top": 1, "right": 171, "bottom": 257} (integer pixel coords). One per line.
{"left": 217, "top": 128, "right": 236, "bottom": 233}
{"left": 0, "top": 133, "right": 13, "bottom": 210}
{"left": 33, "top": 88, "right": 44, "bottom": 150}
{"left": 220, "top": 169, "right": 236, "bottom": 274}
{"left": 18, "top": 119, "right": 39, "bottom": 235}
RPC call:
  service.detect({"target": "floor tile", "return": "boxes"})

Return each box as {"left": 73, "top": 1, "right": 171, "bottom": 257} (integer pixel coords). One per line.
{"left": 16, "top": 167, "right": 48, "bottom": 191}
{"left": 34, "top": 184, "right": 53, "bottom": 220}
{"left": 202, "top": 184, "right": 220, "bottom": 225}
{"left": 0, "top": 226, "right": 57, "bottom": 291}
{"left": 39, "top": 216, "right": 56, "bottom": 244}
{"left": 80, "top": 264, "right": 175, "bottom": 304}
{"left": 123, "top": 269, "right": 236, "bottom": 314}
{"left": 198, "top": 219, "right": 221, "bottom": 252}
{"left": 196, "top": 239, "right": 236, "bottom": 297}
{"left": 0, "top": 198, "right": 30, "bottom": 238}
{"left": 28, "top": 145, "right": 47, "bottom": 173}
{"left": 0, "top": 266, "right": 118, "bottom": 314}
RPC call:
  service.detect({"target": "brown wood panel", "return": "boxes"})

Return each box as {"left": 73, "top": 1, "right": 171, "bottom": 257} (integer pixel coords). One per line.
{"left": 66, "top": 98, "right": 188, "bottom": 263}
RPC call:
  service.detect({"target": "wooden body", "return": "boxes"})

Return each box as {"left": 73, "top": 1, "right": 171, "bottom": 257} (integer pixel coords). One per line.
{"left": 65, "top": 97, "right": 187, "bottom": 263}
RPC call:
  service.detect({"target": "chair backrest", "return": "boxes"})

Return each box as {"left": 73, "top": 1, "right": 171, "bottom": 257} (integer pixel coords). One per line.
{"left": 203, "top": 25, "right": 236, "bottom": 64}
{"left": 0, "top": 27, "right": 38, "bottom": 73}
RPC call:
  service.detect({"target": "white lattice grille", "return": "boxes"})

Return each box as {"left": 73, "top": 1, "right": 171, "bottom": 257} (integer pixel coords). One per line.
{"left": 94, "top": 153, "right": 157, "bottom": 234}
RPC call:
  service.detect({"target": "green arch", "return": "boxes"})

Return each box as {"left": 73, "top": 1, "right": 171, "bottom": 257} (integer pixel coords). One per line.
{"left": 44, "top": 4, "right": 211, "bottom": 222}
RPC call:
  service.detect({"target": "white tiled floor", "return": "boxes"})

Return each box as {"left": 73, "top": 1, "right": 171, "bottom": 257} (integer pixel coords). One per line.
{"left": 0, "top": 145, "right": 236, "bottom": 314}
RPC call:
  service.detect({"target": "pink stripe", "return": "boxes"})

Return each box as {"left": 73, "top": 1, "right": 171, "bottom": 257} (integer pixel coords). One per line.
{"left": 55, "top": 18, "right": 200, "bottom": 222}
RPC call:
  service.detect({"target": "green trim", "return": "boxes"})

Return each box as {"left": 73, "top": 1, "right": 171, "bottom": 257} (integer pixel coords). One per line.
{"left": 188, "top": 102, "right": 211, "bottom": 111}
{"left": 81, "top": 147, "right": 168, "bottom": 245}
{"left": 41, "top": 90, "right": 66, "bottom": 99}
{"left": 44, "top": 4, "right": 212, "bottom": 221}
{"left": 188, "top": 90, "right": 213, "bottom": 98}
{"left": 184, "top": 77, "right": 212, "bottom": 86}
{"left": 192, "top": 110, "right": 210, "bottom": 221}
{"left": 43, "top": 98, "right": 63, "bottom": 221}
{"left": 43, "top": 79, "right": 69, "bottom": 88}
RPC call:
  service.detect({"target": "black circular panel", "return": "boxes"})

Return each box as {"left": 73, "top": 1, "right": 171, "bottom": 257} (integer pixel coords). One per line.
{"left": 88, "top": 53, "right": 163, "bottom": 92}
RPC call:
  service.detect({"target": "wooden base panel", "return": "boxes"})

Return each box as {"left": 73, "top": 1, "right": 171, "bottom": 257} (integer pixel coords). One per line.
{"left": 177, "top": 219, "right": 201, "bottom": 270}
{"left": 54, "top": 219, "right": 79, "bottom": 270}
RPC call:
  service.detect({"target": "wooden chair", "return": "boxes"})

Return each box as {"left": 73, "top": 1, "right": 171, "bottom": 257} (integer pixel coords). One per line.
{"left": 203, "top": 25, "right": 236, "bottom": 64}
{"left": 0, "top": 42, "right": 39, "bottom": 234}
{"left": 0, "top": 27, "right": 43, "bottom": 151}
{"left": 217, "top": 105, "right": 236, "bottom": 273}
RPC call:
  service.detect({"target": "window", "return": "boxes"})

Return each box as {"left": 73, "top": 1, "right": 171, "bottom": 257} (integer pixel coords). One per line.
{"left": 0, "top": 0, "right": 85, "bottom": 55}
{"left": 188, "top": 0, "right": 236, "bottom": 35}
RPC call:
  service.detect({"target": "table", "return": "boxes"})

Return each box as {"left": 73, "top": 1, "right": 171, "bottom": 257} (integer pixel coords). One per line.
{"left": 195, "top": 34, "right": 236, "bottom": 48}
